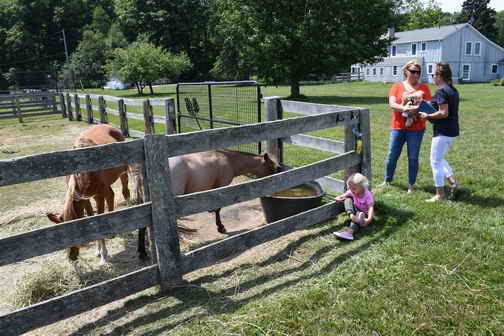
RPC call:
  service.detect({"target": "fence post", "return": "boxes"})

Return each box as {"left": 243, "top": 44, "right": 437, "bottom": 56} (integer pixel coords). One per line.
{"left": 143, "top": 99, "right": 155, "bottom": 134}
{"left": 13, "top": 95, "right": 23, "bottom": 123}
{"left": 164, "top": 98, "right": 176, "bottom": 135}
{"left": 264, "top": 96, "right": 282, "bottom": 164}
{"left": 98, "top": 96, "right": 107, "bottom": 123}
{"left": 66, "top": 93, "right": 73, "bottom": 121}
{"left": 51, "top": 94, "right": 58, "bottom": 115}
{"left": 359, "top": 108, "right": 372, "bottom": 187}
{"left": 144, "top": 134, "right": 183, "bottom": 290}
{"left": 74, "top": 94, "right": 82, "bottom": 121}
{"left": 60, "top": 94, "right": 67, "bottom": 118}
{"left": 118, "top": 99, "right": 129, "bottom": 137}
{"left": 85, "top": 95, "right": 93, "bottom": 124}
{"left": 344, "top": 110, "right": 359, "bottom": 183}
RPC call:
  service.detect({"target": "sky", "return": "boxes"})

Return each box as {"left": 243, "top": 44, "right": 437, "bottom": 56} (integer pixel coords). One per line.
{"left": 438, "top": 0, "right": 504, "bottom": 13}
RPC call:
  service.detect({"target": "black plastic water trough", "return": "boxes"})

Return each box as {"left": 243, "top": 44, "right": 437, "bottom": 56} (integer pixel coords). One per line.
{"left": 260, "top": 181, "right": 325, "bottom": 223}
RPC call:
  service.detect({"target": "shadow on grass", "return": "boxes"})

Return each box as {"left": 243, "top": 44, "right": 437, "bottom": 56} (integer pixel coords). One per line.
{"left": 69, "top": 202, "right": 413, "bottom": 335}
{"left": 418, "top": 185, "right": 504, "bottom": 208}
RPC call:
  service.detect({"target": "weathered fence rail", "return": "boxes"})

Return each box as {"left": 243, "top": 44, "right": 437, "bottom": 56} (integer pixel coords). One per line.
{"left": 0, "top": 98, "right": 370, "bottom": 335}
{"left": 0, "top": 92, "right": 62, "bottom": 122}
{"left": 62, "top": 92, "right": 176, "bottom": 138}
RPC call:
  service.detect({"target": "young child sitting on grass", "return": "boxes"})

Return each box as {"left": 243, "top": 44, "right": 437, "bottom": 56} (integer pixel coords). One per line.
{"left": 334, "top": 173, "right": 375, "bottom": 241}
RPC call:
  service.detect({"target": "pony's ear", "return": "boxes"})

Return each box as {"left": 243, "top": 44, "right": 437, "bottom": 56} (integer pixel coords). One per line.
{"left": 47, "top": 213, "right": 62, "bottom": 223}
{"left": 263, "top": 152, "right": 277, "bottom": 165}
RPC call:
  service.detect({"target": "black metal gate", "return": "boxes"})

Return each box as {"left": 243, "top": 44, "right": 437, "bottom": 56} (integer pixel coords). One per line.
{"left": 176, "top": 80, "right": 262, "bottom": 154}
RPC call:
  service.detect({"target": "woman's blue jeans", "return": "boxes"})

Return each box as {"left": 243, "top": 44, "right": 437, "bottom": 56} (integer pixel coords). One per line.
{"left": 384, "top": 129, "right": 425, "bottom": 185}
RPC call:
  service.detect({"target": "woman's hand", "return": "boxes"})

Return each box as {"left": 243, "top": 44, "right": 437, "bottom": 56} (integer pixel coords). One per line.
{"left": 419, "top": 112, "right": 429, "bottom": 119}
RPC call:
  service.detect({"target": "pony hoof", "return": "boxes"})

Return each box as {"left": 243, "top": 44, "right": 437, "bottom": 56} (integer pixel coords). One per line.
{"left": 218, "top": 227, "right": 227, "bottom": 234}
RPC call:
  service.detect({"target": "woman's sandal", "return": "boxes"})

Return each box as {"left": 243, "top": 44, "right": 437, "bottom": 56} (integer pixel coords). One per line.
{"left": 425, "top": 195, "right": 445, "bottom": 202}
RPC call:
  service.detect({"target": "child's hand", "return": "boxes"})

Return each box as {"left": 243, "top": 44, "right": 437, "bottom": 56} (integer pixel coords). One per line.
{"left": 335, "top": 195, "right": 345, "bottom": 202}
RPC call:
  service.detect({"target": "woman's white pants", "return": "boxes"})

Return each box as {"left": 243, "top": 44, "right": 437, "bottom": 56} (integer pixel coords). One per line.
{"left": 430, "top": 135, "right": 456, "bottom": 187}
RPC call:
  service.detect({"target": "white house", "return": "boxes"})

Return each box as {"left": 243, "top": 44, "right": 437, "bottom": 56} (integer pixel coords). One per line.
{"left": 352, "top": 23, "right": 504, "bottom": 83}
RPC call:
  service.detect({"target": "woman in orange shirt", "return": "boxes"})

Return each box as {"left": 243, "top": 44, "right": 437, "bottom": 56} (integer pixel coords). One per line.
{"left": 380, "top": 60, "right": 432, "bottom": 193}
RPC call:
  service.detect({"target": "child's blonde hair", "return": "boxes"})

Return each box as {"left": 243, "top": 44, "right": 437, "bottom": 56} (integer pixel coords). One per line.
{"left": 347, "top": 173, "right": 369, "bottom": 189}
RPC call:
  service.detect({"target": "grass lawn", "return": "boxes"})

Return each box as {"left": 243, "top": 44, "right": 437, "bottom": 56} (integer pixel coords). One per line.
{"left": 2, "top": 82, "right": 503, "bottom": 335}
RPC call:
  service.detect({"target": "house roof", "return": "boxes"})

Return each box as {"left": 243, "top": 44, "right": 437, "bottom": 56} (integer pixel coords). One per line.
{"left": 392, "top": 24, "right": 467, "bottom": 44}
{"left": 371, "top": 56, "right": 424, "bottom": 67}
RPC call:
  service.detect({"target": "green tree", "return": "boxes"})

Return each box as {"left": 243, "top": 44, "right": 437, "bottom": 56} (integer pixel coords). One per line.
{"left": 458, "top": 0, "right": 497, "bottom": 41}
{"left": 213, "top": 0, "right": 395, "bottom": 97}
{"left": 0, "top": 0, "right": 108, "bottom": 88}
{"left": 106, "top": 38, "right": 192, "bottom": 94}
{"left": 395, "top": 0, "right": 451, "bottom": 31}
{"left": 496, "top": 10, "right": 504, "bottom": 47}
{"left": 114, "top": 0, "right": 215, "bottom": 80}
{"left": 66, "top": 30, "right": 109, "bottom": 88}
{"left": 106, "top": 22, "right": 129, "bottom": 49}
{"left": 90, "top": 6, "right": 112, "bottom": 34}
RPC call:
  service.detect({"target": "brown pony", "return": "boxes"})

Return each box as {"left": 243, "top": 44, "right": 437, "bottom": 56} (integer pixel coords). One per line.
{"left": 137, "top": 149, "right": 277, "bottom": 260}
{"left": 47, "top": 124, "right": 130, "bottom": 264}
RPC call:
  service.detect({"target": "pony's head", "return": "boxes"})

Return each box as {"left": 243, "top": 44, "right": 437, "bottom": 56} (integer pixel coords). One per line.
{"left": 254, "top": 153, "right": 278, "bottom": 178}
{"left": 46, "top": 175, "right": 92, "bottom": 261}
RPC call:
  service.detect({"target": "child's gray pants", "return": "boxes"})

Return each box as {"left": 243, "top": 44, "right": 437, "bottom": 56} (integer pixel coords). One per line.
{"left": 344, "top": 198, "right": 362, "bottom": 232}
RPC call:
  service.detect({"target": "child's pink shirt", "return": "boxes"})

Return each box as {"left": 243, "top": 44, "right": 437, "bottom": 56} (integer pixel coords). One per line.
{"left": 343, "top": 188, "right": 374, "bottom": 213}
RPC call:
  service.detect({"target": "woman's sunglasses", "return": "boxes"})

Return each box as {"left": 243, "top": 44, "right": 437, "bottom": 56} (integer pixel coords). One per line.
{"left": 408, "top": 69, "right": 421, "bottom": 74}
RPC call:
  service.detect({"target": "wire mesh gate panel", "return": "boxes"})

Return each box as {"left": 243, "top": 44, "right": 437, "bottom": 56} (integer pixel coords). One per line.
{"left": 176, "top": 81, "right": 262, "bottom": 154}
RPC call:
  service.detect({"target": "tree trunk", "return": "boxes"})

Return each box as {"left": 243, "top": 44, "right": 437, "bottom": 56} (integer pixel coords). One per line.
{"left": 135, "top": 82, "right": 142, "bottom": 94}
{"left": 289, "top": 80, "right": 301, "bottom": 98}
{"left": 149, "top": 83, "right": 154, "bottom": 95}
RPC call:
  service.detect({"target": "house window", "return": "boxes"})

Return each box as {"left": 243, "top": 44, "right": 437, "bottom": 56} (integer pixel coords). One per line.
{"left": 393, "top": 66, "right": 398, "bottom": 76}
{"left": 373, "top": 68, "right": 377, "bottom": 76}
{"left": 462, "top": 64, "right": 471, "bottom": 80}
{"left": 366, "top": 68, "right": 370, "bottom": 76}
{"left": 427, "top": 64, "right": 434, "bottom": 74}
{"left": 391, "top": 45, "right": 397, "bottom": 56}
{"left": 465, "top": 42, "right": 472, "bottom": 55}
{"left": 474, "top": 42, "right": 481, "bottom": 56}
{"left": 380, "top": 67, "right": 384, "bottom": 76}
{"left": 491, "top": 64, "right": 498, "bottom": 73}
{"left": 411, "top": 43, "right": 417, "bottom": 56}
{"left": 421, "top": 42, "right": 426, "bottom": 51}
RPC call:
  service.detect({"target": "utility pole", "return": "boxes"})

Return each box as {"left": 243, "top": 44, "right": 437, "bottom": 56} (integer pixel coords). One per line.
{"left": 62, "top": 28, "right": 74, "bottom": 90}
{"left": 62, "top": 28, "right": 69, "bottom": 64}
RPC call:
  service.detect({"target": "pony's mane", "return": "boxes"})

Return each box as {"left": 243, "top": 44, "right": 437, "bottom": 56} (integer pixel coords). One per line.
{"left": 216, "top": 149, "right": 279, "bottom": 170}
{"left": 74, "top": 137, "right": 97, "bottom": 149}
{"left": 62, "top": 175, "right": 79, "bottom": 220}
{"left": 216, "top": 149, "right": 261, "bottom": 157}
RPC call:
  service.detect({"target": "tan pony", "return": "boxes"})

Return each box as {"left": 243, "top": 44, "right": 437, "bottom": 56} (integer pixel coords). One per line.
{"left": 137, "top": 149, "right": 277, "bottom": 260}
{"left": 47, "top": 124, "right": 130, "bottom": 264}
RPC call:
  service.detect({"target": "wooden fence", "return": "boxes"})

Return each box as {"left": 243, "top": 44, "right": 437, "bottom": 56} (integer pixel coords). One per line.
{"left": 0, "top": 98, "right": 370, "bottom": 335}
{"left": 61, "top": 92, "right": 176, "bottom": 137}
{"left": 0, "top": 92, "right": 62, "bottom": 122}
